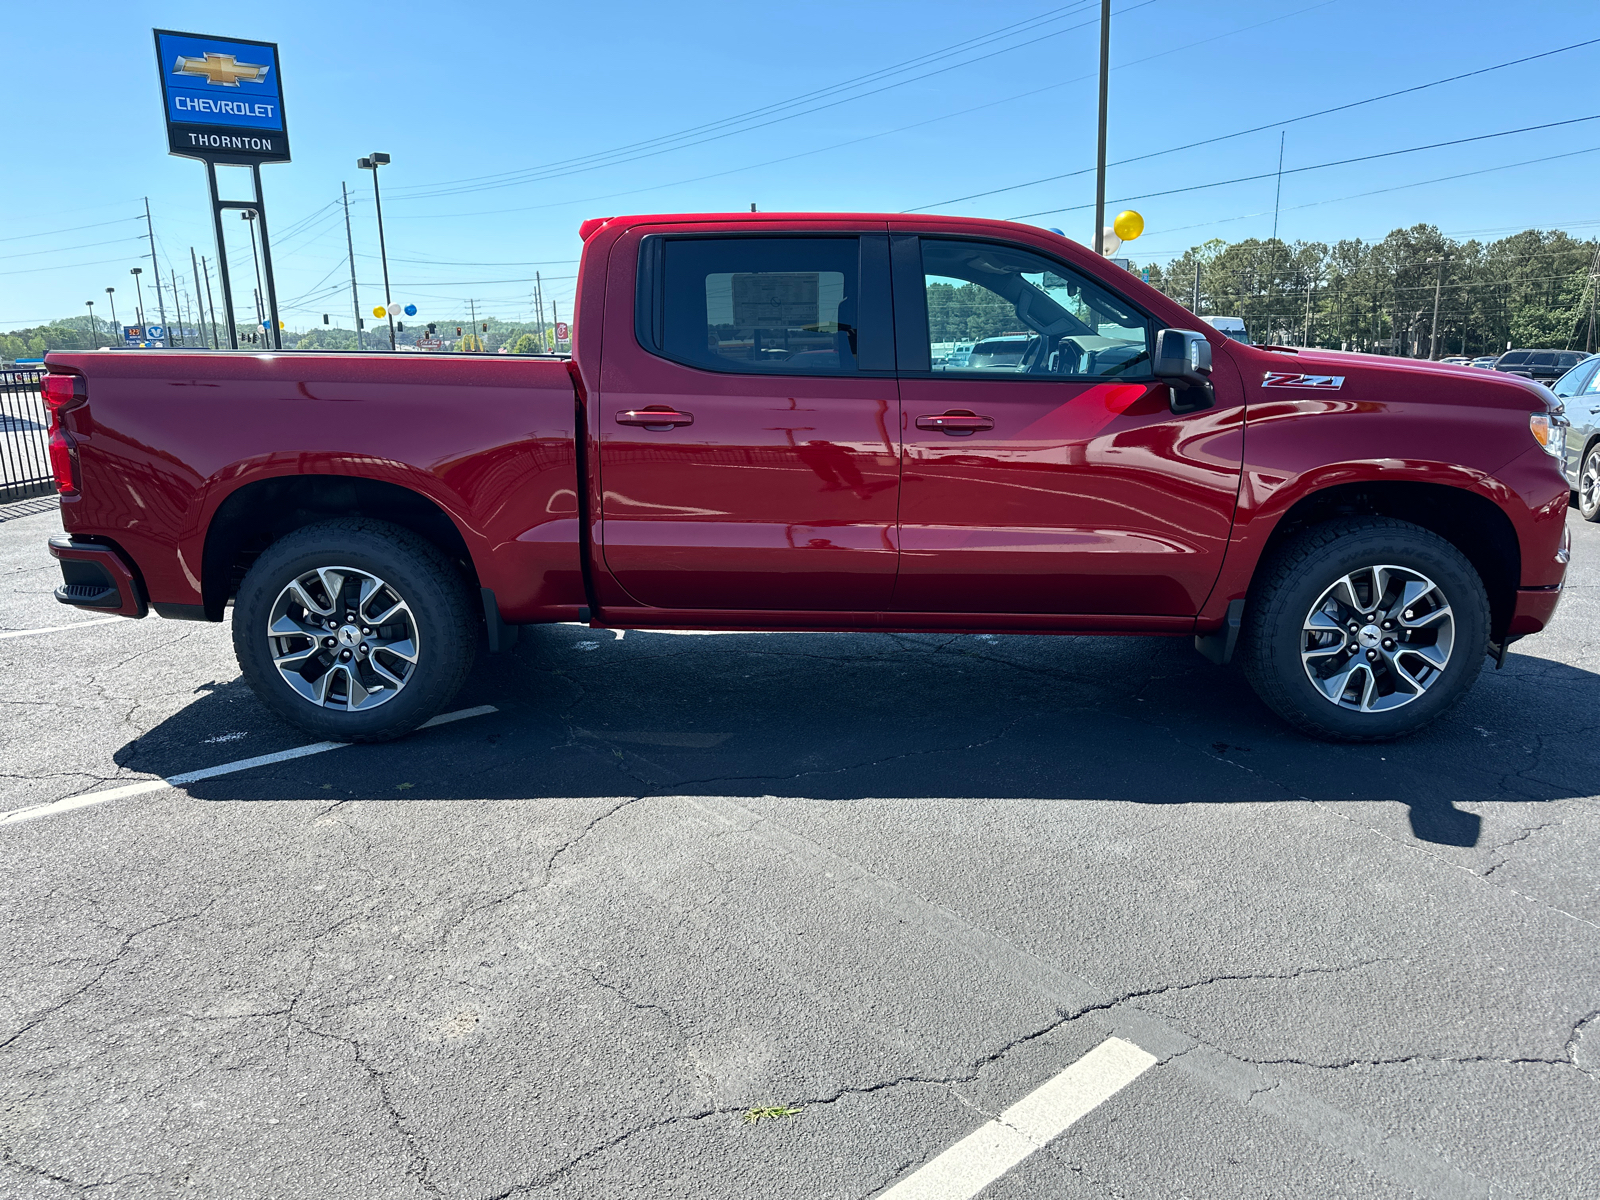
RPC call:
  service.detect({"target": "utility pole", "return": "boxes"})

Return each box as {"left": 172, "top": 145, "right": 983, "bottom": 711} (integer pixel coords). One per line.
{"left": 1092, "top": 0, "right": 1111, "bottom": 255}
{"left": 143, "top": 198, "right": 168, "bottom": 334}
{"left": 1270, "top": 133, "right": 1286, "bottom": 244}
{"left": 341, "top": 182, "right": 363, "bottom": 349}
{"left": 537, "top": 270, "right": 550, "bottom": 350}
{"left": 1427, "top": 257, "right": 1449, "bottom": 360}
{"left": 170, "top": 268, "right": 186, "bottom": 346}
{"left": 189, "top": 248, "right": 209, "bottom": 350}
{"left": 1191, "top": 261, "right": 1201, "bottom": 314}
{"left": 200, "top": 256, "right": 220, "bottom": 349}
{"left": 1303, "top": 276, "right": 1314, "bottom": 347}
{"left": 469, "top": 298, "right": 478, "bottom": 350}
{"left": 553, "top": 300, "right": 562, "bottom": 351}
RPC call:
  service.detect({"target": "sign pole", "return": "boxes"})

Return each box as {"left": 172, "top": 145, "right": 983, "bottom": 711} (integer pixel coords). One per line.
{"left": 206, "top": 163, "right": 239, "bottom": 349}
{"left": 251, "top": 163, "right": 283, "bottom": 349}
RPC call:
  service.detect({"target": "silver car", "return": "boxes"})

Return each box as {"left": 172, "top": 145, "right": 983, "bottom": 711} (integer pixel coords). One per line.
{"left": 1556, "top": 353, "right": 1600, "bottom": 518}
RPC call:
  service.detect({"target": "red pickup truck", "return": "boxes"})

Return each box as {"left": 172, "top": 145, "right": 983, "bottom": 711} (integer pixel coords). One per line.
{"left": 41, "top": 212, "right": 1570, "bottom": 743}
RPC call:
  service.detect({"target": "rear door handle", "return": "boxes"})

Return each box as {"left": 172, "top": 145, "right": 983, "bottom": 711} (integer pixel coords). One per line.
{"left": 616, "top": 408, "right": 693, "bottom": 429}
{"left": 916, "top": 411, "right": 994, "bottom": 436}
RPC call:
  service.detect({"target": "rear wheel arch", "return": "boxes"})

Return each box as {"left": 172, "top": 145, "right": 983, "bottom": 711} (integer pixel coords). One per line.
{"left": 202, "top": 474, "right": 479, "bottom": 621}
{"left": 1249, "top": 481, "right": 1520, "bottom": 643}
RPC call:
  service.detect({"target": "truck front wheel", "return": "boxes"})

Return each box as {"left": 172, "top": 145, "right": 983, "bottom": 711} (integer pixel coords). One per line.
{"left": 232, "top": 520, "right": 477, "bottom": 742}
{"left": 1240, "top": 517, "right": 1489, "bottom": 742}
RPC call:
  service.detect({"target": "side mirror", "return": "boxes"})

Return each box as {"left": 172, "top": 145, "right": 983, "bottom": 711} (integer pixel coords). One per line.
{"left": 1152, "top": 328, "right": 1215, "bottom": 413}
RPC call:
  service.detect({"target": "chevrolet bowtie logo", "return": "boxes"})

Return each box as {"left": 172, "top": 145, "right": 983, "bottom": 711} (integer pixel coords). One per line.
{"left": 173, "top": 52, "right": 270, "bottom": 87}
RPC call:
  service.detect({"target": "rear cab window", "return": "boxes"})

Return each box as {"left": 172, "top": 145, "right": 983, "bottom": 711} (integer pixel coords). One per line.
{"left": 636, "top": 235, "right": 892, "bottom": 376}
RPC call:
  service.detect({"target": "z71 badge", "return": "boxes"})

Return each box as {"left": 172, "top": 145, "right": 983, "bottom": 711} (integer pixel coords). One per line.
{"left": 1263, "top": 372, "right": 1345, "bottom": 389}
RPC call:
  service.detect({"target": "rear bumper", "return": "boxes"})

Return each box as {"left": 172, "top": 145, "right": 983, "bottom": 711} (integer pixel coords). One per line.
{"left": 48, "top": 536, "right": 147, "bottom": 618}
{"left": 1508, "top": 585, "right": 1562, "bottom": 638}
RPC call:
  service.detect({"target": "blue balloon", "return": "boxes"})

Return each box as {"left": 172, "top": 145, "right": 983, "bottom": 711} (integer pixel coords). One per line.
{"left": 403, "top": 304, "right": 417, "bottom": 316}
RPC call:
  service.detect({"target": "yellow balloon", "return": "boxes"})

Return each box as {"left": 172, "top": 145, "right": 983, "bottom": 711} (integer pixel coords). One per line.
{"left": 372, "top": 306, "right": 386, "bottom": 318}
{"left": 1112, "top": 210, "right": 1145, "bottom": 241}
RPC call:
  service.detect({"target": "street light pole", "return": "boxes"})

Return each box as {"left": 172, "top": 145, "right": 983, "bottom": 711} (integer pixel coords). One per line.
{"left": 358, "top": 154, "right": 397, "bottom": 350}
{"left": 86, "top": 301, "right": 98, "bottom": 348}
{"left": 1092, "top": 0, "right": 1111, "bottom": 255}
{"left": 242, "top": 210, "right": 267, "bottom": 340}
{"left": 105, "top": 288, "right": 118, "bottom": 341}
{"left": 130, "top": 267, "right": 145, "bottom": 326}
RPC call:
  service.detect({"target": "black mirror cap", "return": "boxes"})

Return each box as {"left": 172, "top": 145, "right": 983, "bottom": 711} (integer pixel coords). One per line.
{"left": 1152, "top": 328, "right": 1214, "bottom": 386}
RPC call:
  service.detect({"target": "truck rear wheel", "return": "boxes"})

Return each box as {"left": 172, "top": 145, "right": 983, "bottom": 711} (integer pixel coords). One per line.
{"left": 232, "top": 519, "right": 477, "bottom": 742}
{"left": 1239, "top": 517, "right": 1489, "bottom": 742}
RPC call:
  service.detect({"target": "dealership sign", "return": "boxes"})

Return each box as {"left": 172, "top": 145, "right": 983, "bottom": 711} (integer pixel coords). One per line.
{"left": 153, "top": 29, "right": 289, "bottom": 163}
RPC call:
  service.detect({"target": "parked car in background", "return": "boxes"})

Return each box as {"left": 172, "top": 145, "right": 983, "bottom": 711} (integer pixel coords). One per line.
{"left": 964, "top": 334, "right": 1032, "bottom": 370}
{"left": 1440, "top": 356, "right": 1472, "bottom": 366}
{"left": 1496, "top": 348, "right": 1589, "bottom": 386}
{"left": 1201, "top": 315, "right": 1252, "bottom": 344}
{"left": 1471, "top": 356, "right": 1501, "bottom": 369}
{"left": 1555, "top": 353, "right": 1600, "bottom": 518}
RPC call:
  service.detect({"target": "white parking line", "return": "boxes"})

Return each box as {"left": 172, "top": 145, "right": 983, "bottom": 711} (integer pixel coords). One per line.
{"left": 0, "top": 704, "right": 498, "bottom": 827}
{"left": 0, "top": 616, "right": 125, "bottom": 640}
{"left": 877, "top": 1037, "right": 1157, "bottom": 1200}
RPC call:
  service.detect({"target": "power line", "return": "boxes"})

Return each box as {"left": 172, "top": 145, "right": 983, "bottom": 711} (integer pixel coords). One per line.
{"left": 396, "top": 1, "right": 1152, "bottom": 203}
{"left": 1006, "top": 114, "right": 1600, "bottom": 220}
{"left": 386, "top": 1, "right": 1107, "bottom": 200}
{"left": 909, "top": 33, "right": 1600, "bottom": 213}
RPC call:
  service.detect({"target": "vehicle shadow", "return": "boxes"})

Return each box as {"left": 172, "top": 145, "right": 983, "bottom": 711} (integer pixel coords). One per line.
{"left": 117, "top": 626, "right": 1600, "bottom": 848}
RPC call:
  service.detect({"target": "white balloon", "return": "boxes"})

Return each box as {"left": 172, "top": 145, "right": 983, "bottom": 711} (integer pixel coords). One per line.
{"left": 1100, "top": 227, "right": 1123, "bottom": 254}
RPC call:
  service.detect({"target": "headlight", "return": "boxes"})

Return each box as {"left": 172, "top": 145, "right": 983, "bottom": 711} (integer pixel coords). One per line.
{"left": 1530, "top": 412, "right": 1566, "bottom": 457}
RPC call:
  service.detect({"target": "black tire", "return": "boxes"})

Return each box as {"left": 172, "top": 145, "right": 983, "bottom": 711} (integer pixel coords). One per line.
{"left": 1240, "top": 517, "right": 1489, "bottom": 742}
{"left": 1577, "top": 443, "right": 1600, "bottom": 522}
{"left": 232, "top": 519, "right": 477, "bottom": 742}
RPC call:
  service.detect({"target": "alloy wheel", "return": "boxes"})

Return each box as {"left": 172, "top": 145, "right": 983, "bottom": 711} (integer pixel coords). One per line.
{"left": 1582, "top": 448, "right": 1600, "bottom": 517}
{"left": 1300, "top": 564, "right": 1454, "bottom": 713}
{"left": 266, "top": 566, "right": 419, "bottom": 711}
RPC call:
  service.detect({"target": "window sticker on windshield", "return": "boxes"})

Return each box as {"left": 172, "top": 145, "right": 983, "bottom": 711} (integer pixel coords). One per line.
{"left": 1263, "top": 372, "right": 1344, "bottom": 389}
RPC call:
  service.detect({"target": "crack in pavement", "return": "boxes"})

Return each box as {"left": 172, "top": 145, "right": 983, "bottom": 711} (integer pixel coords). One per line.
{"left": 0, "top": 899, "right": 220, "bottom": 1052}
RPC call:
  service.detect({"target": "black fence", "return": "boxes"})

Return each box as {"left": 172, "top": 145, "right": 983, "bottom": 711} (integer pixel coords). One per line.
{"left": 1, "top": 368, "right": 53, "bottom": 502}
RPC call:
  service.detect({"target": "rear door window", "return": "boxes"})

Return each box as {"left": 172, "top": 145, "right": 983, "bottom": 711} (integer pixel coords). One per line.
{"left": 1499, "top": 351, "right": 1530, "bottom": 365}
{"left": 646, "top": 236, "right": 889, "bottom": 376}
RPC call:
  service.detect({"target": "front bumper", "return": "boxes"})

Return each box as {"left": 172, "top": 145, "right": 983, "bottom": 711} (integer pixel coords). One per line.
{"left": 1508, "top": 585, "right": 1562, "bottom": 638}
{"left": 48, "top": 536, "right": 147, "bottom": 618}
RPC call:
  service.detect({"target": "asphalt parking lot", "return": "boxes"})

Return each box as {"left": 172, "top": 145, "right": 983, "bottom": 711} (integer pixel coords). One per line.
{"left": 2, "top": 496, "right": 1597, "bottom": 1199}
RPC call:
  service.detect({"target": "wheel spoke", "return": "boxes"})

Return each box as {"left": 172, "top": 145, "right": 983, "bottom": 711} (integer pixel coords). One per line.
{"left": 287, "top": 579, "right": 333, "bottom": 618}
{"left": 272, "top": 642, "right": 322, "bottom": 672}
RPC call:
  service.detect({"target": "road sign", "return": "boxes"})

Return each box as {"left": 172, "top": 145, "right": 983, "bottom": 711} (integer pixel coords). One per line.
{"left": 123, "top": 326, "right": 144, "bottom": 343}
{"left": 555, "top": 322, "right": 569, "bottom": 341}
{"left": 154, "top": 30, "right": 289, "bottom": 163}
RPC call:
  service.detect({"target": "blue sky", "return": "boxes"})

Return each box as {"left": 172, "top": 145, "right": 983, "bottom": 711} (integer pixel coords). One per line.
{"left": 3, "top": 0, "right": 1596, "bottom": 332}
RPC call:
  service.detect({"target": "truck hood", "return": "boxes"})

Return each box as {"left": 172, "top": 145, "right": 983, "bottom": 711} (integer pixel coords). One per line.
{"left": 1226, "top": 344, "right": 1556, "bottom": 412}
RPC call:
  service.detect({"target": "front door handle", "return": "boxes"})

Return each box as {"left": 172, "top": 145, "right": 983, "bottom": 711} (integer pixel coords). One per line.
{"left": 916, "top": 410, "right": 994, "bottom": 436}
{"left": 616, "top": 408, "right": 694, "bottom": 430}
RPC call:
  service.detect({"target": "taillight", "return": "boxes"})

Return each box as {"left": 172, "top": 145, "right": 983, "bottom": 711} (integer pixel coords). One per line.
{"left": 42, "top": 372, "right": 85, "bottom": 495}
